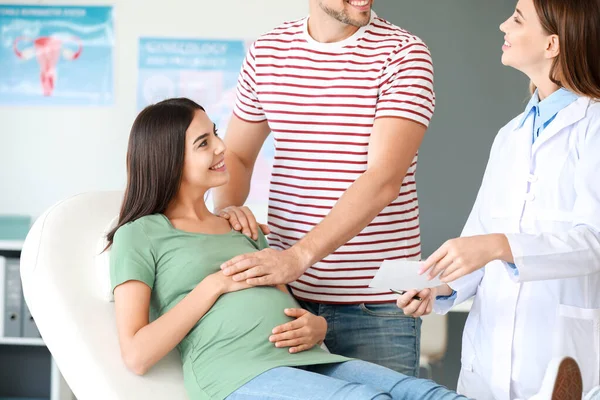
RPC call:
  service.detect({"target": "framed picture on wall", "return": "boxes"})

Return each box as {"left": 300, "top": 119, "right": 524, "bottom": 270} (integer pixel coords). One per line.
{"left": 0, "top": 5, "right": 114, "bottom": 106}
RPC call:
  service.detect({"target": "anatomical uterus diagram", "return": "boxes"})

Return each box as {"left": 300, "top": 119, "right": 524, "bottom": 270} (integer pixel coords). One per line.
{"left": 13, "top": 35, "right": 83, "bottom": 96}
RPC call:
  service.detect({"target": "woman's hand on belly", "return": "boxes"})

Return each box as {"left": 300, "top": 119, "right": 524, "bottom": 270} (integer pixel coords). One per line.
{"left": 207, "top": 270, "right": 252, "bottom": 295}
{"left": 269, "top": 308, "right": 327, "bottom": 354}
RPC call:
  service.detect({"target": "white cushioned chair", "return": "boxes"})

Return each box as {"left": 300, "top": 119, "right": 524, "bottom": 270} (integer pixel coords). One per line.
{"left": 20, "top": 191, "right": 188, "bottom": 400}
{"left": 20, "top": 190, "right": 449, "bottom": 399}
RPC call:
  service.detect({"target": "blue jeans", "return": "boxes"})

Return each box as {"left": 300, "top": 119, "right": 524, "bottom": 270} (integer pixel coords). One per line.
{"left": 226, "top": 360, "right": 467, "bottom": 399}
{"left": 297, "top": 299, "right": 421, "bottom": 376}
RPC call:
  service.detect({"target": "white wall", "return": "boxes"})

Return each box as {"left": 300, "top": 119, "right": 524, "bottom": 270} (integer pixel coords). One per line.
{"left": 0, "top": 0, "right": 308, "bottom": 218}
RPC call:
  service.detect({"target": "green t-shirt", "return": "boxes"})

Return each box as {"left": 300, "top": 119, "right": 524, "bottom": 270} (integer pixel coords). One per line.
{"left": 110, "top": 214, "right": 348, "bottom": 400}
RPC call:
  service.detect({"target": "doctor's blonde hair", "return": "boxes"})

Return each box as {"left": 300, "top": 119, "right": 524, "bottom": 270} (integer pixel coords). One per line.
{"left": 530, "top": 0, "right": 600, "bottom": 99}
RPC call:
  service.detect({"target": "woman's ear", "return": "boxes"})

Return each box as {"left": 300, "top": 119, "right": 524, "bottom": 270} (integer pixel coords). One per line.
{"left": 546, "top": 34, "right": 560, "bottom": 59}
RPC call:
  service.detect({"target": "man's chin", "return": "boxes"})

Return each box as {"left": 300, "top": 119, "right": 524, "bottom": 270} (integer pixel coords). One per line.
{"left": 349, "top": 17, "right": 370, "bottom": 28}
{"left": 347, "top": 10, "right": 371, "bottom": 27}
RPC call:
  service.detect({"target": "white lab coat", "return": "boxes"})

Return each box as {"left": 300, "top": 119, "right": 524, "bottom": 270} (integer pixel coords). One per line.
{"left": 434, "top": 96, "right": 600, "bottom": 400}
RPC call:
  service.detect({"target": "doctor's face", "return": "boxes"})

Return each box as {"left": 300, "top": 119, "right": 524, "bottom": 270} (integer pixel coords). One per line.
{"left": 499, "top": 0, "right": 555, "bottom": 75}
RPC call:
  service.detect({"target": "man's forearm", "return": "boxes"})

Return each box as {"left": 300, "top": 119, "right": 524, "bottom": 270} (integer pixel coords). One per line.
{"left": 293, "top": 169, "right": 402, "bottom": 269}
{"left": 213, "top": 151, "right": 253, "bottom": 214}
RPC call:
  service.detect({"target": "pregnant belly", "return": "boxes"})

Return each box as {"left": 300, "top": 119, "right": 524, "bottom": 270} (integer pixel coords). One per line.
{"left": 184, "top": 286, "right": 300, "bottom": 355}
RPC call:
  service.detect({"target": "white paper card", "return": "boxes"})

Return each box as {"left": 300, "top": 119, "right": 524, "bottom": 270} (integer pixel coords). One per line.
{"left": 369, "top": 260, "right": 442, "bottom": 291}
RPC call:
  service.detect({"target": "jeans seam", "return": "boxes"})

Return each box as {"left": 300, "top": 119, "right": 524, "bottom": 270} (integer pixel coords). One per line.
{"left": 328, "top": 303, "right": 337, "bottom": 350}
{"left": 414, "top": 317, "right": 421, "bottom": 376}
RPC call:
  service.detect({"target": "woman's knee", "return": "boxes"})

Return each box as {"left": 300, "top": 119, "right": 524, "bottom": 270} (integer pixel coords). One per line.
{"left": 337, "top": 383, "right": 392, "bottom": 400}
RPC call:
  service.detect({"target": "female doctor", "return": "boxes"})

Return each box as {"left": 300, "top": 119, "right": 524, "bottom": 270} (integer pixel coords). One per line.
{"left": 398, "top": 0, "right": 600, "bottom": 399}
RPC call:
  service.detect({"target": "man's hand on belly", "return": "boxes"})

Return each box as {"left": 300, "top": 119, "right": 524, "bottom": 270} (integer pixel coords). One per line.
{"left": 220, "top": 247, "right": 308, "bottom": 286}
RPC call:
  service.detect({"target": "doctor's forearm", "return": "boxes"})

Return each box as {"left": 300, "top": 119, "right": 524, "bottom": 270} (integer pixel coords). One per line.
{"left": 292, "top": 170, "right": 401, "bottom": 268}
{"left": 505, "top": 226, "right": 600, "bottom": 280}
{"left": 494, "top": 234, "right": 515, "bottom": 264}
{"left": 436, "top": 284, "right": 454, "bottom": 297}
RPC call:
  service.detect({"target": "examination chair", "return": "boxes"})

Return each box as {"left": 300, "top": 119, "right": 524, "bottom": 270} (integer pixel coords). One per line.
{"left": 20, "top": 191, "right": 188, "bottom": 400}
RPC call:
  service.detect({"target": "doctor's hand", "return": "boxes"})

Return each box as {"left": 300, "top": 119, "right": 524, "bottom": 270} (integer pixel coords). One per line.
{"left": 220, "top": 247, "right": 308, "bottom": 286}
{"left": 270, "top": 308, "right": 327, "bottom": 353}
{"left": 420, "top": 234, "right": 511, "bottom": 283}
{"left": 396, "top": 288, "right": 436, "bottom": 317}
{"left": 217, "top": 205, "right": 270, "bottom": 240}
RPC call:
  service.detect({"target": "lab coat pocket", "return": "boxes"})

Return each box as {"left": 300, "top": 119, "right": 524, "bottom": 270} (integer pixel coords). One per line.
{"left": 534, "top": 209, "right": 573, "bottom": 222}
{"left": 555, "top": 304, "right": 600, "bottom": 391}
{"left": 457, "top": 362, "right": 495, "bottom": 400}
{"left": 489, "top": 190, "right": 523, "bottom": 230}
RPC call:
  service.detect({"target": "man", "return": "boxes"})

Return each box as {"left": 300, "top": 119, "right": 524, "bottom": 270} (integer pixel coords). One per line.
{"left": 214, "top": 0, "right": 435, "bottom": 376}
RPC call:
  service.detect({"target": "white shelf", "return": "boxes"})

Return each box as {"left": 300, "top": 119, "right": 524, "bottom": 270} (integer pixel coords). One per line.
{"left": 0, "top": 244, "right": 73, "bottom": 399}
{"left": 0, "top": 240, "right": 24, "bottom": 251}
{"left": 0, "top": 336, "right": 45, "bottom": 346}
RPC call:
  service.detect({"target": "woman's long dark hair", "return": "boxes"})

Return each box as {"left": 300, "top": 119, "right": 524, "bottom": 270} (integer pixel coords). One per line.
{"left": 105, "top": 98, "right": 205, "bottom": 249}
{"left": 531, "top": 0, "right": 600, "bottom": 99}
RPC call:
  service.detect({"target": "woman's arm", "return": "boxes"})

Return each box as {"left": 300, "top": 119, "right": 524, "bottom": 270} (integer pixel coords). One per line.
{"left": 114, "top": 273, "right": 248, "bottom": 375}
{"left": 424, "top": 119, "right": 600, "bottom": 284}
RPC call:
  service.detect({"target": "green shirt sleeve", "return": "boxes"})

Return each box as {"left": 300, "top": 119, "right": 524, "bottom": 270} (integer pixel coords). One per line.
{"left": 256, "top": 230, "right": 270, "bottom": 250}
{"left": 110, "top": 220, "right": 156, "bottom": 293}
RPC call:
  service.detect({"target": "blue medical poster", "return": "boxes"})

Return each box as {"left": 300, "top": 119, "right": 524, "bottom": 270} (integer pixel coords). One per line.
{"left": 0, "top": 5, "right": 113, "bottom": 106}
{"left": 137, "top": 37, "right": 274, "bottom": 212}
{"left": 137, "top": 38, "right": 247, "bottom": 131}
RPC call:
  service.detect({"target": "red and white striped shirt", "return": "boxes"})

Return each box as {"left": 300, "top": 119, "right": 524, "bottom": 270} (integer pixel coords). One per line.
{"left": 234, "top": 12, "right": 435, "bottom": 304}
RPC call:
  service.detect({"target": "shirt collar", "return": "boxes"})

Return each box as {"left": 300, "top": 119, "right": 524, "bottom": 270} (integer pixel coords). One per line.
{"left": 517, "top": 88, "right": 579, "bottom": 129}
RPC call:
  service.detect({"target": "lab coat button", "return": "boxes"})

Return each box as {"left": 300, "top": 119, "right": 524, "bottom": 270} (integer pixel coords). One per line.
{"left": 525, "top": 193, "right": 536, "bottom": 201}
{"left": 527, "top": 174, "right": 538, "bottom": 183}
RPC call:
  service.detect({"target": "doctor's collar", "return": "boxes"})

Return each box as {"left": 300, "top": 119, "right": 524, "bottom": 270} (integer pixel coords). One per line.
{"left": 517, "top": 88, "right": 578, "bottom": 129}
